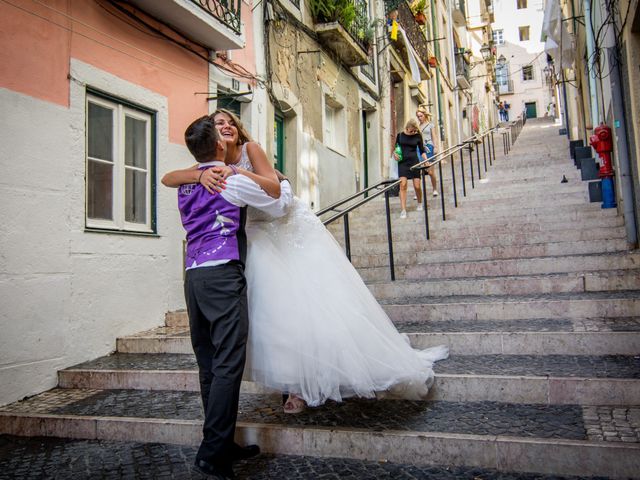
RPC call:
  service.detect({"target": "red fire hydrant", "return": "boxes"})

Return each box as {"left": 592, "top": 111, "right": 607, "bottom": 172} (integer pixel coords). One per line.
{"left": 589, "top": 123, "right": 616, "bottom": 208}
{"left": 590, "top": 124, "right": 614, "bottom": 177}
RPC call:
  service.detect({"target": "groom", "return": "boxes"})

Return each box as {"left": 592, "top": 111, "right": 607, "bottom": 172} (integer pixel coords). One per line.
{"left": 179, "top": 115, "right": 292, "bottom": 479}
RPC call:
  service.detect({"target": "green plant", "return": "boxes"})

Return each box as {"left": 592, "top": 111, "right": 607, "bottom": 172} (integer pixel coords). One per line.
{"left": 410, "top": 0, "right": 427, "bottom": 14}
{"left": 308, "top": 0, "right": 357, "bottom": 30}
{"left": 357, "top": 18, "right": 381, "bottom": 45}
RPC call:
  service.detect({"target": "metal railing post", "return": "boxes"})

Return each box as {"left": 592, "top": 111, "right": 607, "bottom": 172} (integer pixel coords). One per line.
{"left": 384, "top": 190, "right": 395, "bottom": 281}
{"left": 475, "top": 141, "right": 482, "bottom": 180}
{"left": 490, "top": 131, "right": 495, "bottom": 165}
{"left": 450, "top": 153, "right": 458, "bottom": 207}
{"left": 468, "top": 145, "right": 475, "bottom": 188}
{"left": 343, "top": 213, "right": 351, "bottom": 261}
{"left": 459, "top": 148, "right": 467, "bottom": 197}
{"left": 421, "top": 171, "right": 430, "bottom": 240}
{"left": 438, "top": 161, "right": 446, "bottom": 221}
{"left": 482, "top": 136, "right": 488, "bottom": 172}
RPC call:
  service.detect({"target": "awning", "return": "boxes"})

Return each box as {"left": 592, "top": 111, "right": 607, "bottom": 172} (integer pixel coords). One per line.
{"left": 542, "top": 0, "right": 574, "bottom": 68}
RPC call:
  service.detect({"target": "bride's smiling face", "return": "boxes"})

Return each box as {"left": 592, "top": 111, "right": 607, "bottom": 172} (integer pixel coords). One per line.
{"left": 213, "top": 113, "right": 239, "bottom": 145}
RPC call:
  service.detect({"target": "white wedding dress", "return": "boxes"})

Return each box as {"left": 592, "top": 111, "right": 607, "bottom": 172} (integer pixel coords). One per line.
{"left": 239, "top": 146, "right": 448, "bottom": 406}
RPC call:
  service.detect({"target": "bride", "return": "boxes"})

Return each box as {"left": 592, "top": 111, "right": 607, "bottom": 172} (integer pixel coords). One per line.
{"left": 163, "top": 109, "right": 448, "bottom": 413}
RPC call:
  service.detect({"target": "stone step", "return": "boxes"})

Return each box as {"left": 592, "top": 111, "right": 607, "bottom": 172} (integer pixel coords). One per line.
{"left": 338, "top": 209, "right": 621, "bottom": 233}
{"left": 1, "top": 389, "right": 638, "bottom": 478}
{"left": 350, "top": 238, "right": 630, "bottom": 268}
{"left": 330, "top": 214, "right": 624, "bottom": 240}
{"left": 56, "top": 353, "right": 640, "bottom": 405}
{"left": 366, "top": 270, "right": 640, "bottom": 298}
{"left": 341, "top": 226, "right": 627, "bottom": 254}
{"left": 381, "top": 290, "right": 640, "bottom": 321}
{"left": 4, "top": 435, "right": 617, "bottom": 480}
{"left": 118, "top": 323, "right": 640, "bottom": 356}
{"left": 356, "top": 252, "right": 640, "bottom": 282}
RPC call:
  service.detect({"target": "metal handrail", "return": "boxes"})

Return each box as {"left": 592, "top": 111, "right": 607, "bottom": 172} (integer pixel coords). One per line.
{"left": 315, "top": 119, "right": 526, "bottom": 280}
{"left": 317, "top": 179, "right": 401, "bottom": 280}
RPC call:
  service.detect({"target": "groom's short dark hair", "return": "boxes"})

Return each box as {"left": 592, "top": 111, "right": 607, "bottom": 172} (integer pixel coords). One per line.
{"left": 185, "top": 115, "right": 219, "bottom": 163}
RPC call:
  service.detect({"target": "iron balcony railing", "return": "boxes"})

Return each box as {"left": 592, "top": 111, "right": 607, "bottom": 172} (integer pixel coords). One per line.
{"left": 455, "top": 0, "right": 467, "bottom": 20}
{"left": 455, "top": 51, "right": 470, "bottom": 83}
{"left": 189, "top": 0, "right": 242, "bottom": 35}
{"left": 498, "top": 80, "right": 515, "bottom": 94}
{"left": 349, "top": 0, "right": 372, "bottom": 53}
{"left": 396, "top": 1, "right": 429, "bottom": 65}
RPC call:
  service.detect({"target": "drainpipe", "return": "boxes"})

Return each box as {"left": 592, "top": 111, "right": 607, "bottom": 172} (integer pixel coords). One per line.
{"left": 429, "top": 0, "right": 444, "bottom": 143}
{"left": 447, "top": 0, "right": 463, "bottom": 143}
{"left": 583, "top": 0, "right": 599, "bottom": 129}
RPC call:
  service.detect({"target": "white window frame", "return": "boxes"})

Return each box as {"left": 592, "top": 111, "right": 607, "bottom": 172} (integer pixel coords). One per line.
{"left": 323, "top": 96, "right": 347, "bottom": 154}
{"left": 86, "top": 93, "right": 154, "bottom": 233}
{"left": 522, "top": 65, "right": 534, "bottom": 81}
{"left": 492, "top": 29, "right": 504, "bottom": 45}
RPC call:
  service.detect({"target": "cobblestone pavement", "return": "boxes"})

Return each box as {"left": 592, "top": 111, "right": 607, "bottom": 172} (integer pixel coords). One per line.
{"left": 435, "top": 355, "right": 640, "bottom": 378}
{"left": 66, "top": 353, "right": 640, "bottom": 379}
{"left": 0, "top": 435, "right": 611, "bottom": 480}
{"left": 3, "top": 389, "right": 588, "bottom": 440}
{"left": 583, "top": 406, "right": 640, "bottom": 442}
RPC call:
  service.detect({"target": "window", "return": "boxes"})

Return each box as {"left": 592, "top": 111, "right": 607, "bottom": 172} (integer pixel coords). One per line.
{"left": 496, "top": 64, "right": 510, "bottom": 85}
{"left": 492, "top": 29, "right": 504, "bottom": 45}
{"left": 324, "top": 97, "right": 346, "bottom": 153}
{"left": 522, "top": 65, "right": 534, "bottom": 81}
{"left": 517, "top": 0, "right": 527, "bottom": 8}
{"left": 518, "top": 26, "right": 530, "bottom": 41}
{"left": 86, "top": 93, "right": 155, "bottom": 233}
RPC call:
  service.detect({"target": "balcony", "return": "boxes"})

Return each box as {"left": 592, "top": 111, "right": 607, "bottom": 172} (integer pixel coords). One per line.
{"left": 313, "top": 0, "right": 371, "bottom": 66}
{"left": 455, "top": 51, "right": 471, "bottom": 90}
{"left": 127, "top": 0, "right": 244, "bottom": 51}
{"left": 498, "top": 80, "right": 515, "bottom": 94}
{"left": 453, "top": 0, "right": 466, "bottom": 27}
{"left": 384, "top": 0, "right": 430, "bottom": 80}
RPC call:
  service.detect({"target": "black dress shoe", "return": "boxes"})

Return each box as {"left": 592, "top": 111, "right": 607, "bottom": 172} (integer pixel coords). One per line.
{"left": 230, "top": 442, "right": 260, "bottom": 461}
{"left": 193, "top": 459, "right": 235, "bottom": 479}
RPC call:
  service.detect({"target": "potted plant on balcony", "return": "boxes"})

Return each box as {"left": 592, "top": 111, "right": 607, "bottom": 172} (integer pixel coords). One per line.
{"left": 309, "top": 0, "right": 357, "bottom": 30}
{"left": 410, "top": 0, "right": 427, "bottom": 25}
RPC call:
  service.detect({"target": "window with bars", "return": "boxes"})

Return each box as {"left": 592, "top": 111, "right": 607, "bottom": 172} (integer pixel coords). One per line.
{"left": 492, "top": 29, "right": 504, "bottom": 45}
{"left": 86, "top": 93, "right": 155, "bottom": 233}
{"left": 522, "top": 65, "right": 534, "bottom": 81}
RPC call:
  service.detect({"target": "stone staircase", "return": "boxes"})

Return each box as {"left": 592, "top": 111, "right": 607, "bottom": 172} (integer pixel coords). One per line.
{"left": 1, "top": 119, "right": 639, "bottom": 479}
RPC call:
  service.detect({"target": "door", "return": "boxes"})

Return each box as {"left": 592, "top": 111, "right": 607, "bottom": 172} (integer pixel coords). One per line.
{"left": 525, "top": 102, "right": 537, "bottom": 118}
{"left": 274, "top": 112, "right": 284, "bottom": 173}
{"left": 361, "top": 110, "right": 369, "bottom": 193}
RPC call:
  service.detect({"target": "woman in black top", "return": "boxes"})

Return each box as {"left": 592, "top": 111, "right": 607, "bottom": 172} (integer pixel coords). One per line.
{"left": 393, "top": 118, "right": 428, "bottom": 218}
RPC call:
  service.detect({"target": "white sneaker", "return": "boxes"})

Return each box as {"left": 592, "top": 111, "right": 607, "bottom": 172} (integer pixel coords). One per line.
{"left": 416, "top": 204, "right": 423, "bottom": 212}
{"left": 433, "top": 191, "right": 439, "bottom": 197}
{"left": 399, "top": 210, "right": 407, "bottom": 219}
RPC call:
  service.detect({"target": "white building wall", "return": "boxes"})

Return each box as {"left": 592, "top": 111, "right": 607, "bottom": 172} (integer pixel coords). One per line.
{"left": 492, "top": 0, "right": 553, "bottom": 118}
{"left": 0, "top": 60, "right": 189, "bottom": 406}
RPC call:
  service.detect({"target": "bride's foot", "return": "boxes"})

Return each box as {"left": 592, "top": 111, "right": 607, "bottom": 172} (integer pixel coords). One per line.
{"left": 283, "top": 394, "right": 306, "bottom": 414}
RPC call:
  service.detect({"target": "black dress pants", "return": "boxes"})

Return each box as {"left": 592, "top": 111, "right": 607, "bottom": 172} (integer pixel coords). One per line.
{"left": 184, "top": 262, "right": 248, "bottom": 464}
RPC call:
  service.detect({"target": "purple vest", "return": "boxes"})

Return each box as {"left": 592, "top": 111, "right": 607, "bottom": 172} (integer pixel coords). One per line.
{"left": 178, "top": 176, "right": 247, "bottom": 269}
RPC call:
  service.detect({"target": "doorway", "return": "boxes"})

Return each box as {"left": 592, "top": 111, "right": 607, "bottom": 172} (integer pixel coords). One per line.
{"left": 525, "top": 102, "right": 537, "bottom": 118}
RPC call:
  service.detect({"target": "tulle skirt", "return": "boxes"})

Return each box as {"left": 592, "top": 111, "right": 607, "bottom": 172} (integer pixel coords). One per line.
{"left": 244, "top": 199, "right": 448, "bottom": 407}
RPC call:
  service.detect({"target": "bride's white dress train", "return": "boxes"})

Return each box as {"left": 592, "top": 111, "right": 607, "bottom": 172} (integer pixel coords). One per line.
{"left": 244, "top": 197, "right": 448, "bottom": 407}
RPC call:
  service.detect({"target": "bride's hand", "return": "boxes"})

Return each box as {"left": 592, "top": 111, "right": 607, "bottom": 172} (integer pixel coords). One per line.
{"left": 199, "top": 168, "right": 227, "bottom": 194}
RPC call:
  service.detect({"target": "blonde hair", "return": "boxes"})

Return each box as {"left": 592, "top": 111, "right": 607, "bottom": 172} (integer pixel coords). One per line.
{"left": 416, "top": 107, "right": 432, "bottom": 120}
{"left": 405, "top": 118, "right": 424, "bottom": 145}
{"left": 211, "top": 109, "right": 253, "bottom": 145}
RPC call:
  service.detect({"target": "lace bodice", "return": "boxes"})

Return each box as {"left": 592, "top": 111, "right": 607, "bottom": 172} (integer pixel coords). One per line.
{"left": 236, "top": 143, "right": 254, "bottom": 172}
